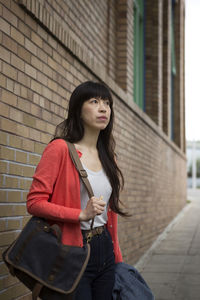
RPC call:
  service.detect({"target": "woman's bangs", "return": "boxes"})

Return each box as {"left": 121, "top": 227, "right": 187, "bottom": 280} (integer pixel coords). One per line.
{"left": 82, "top": 82, "right": 113, "bottom": 105}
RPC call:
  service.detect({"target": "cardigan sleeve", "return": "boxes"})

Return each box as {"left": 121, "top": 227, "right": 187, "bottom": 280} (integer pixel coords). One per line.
{"left": 27, "top": 140, "right": 81, "bottom": 223}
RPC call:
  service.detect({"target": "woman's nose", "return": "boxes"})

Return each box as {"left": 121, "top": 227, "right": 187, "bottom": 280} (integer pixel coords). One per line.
{"left": 99, "top": 101, "right": 107, "bottom": 111}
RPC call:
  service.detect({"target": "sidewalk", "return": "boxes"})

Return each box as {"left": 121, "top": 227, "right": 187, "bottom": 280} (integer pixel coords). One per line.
{"left": 135, "top": 189, "right": 200, "bottom": 300}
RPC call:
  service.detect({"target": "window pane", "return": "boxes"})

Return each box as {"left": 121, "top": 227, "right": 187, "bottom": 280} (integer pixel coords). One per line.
{"left": 134, "top": 0, "right": 144, "bottom": 110}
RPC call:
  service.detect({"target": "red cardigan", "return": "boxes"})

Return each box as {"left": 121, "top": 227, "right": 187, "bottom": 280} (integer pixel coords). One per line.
{"left": 27, "top": 139, "right": 122, "bottom": 263}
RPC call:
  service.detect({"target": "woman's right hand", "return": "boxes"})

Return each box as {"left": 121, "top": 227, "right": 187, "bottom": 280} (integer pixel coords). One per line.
{"left": 79, "top": 196, "right": 106, "bottom": 221}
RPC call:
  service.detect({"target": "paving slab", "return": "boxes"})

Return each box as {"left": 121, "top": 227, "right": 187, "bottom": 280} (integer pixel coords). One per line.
{"left": 135, "top": 189, "right": 200, "bottom": 300}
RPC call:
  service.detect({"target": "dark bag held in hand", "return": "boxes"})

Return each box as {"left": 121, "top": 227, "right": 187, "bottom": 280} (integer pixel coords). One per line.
{"left": 2, "top": 141, "right": 94, "bottom": 300}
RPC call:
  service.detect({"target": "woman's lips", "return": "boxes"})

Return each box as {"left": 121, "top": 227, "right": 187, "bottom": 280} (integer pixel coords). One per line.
{"left": 97, "top": 116, "right": 108, "bottom": 120}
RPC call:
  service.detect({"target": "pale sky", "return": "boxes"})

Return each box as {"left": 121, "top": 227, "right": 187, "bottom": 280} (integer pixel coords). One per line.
{"left": 185, "top": 0, "right": 200, "bottom": 141}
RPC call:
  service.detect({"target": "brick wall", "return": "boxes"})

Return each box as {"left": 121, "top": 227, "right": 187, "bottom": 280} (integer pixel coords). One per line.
{"left": 0, "top": 0, "right": 186, "bottom": 298}
{"left": 145, "top": 0, "right": 163, "bottom": 128}
{"left": 173, "top": 0, "right": 185, "bottom": 151}
{"left": 162, "top": 0, "right": 171, "bottom": 137}
{"left": 116, "top": 0, "right": 134, "bottom": 96}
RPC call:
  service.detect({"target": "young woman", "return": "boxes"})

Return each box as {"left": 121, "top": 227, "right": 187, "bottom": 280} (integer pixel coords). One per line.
{"left": 27, "top": 81, "right": 127, "bottom": 300}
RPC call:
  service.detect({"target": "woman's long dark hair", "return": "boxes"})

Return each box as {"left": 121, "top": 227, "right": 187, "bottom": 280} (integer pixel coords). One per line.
{"left": 54, "top": 81, "right": 127, "bottom": 216}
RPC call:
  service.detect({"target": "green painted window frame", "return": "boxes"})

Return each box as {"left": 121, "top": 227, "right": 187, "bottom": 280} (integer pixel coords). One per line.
{"left": 133, "top": 0, "right": 144, "bottom": 110}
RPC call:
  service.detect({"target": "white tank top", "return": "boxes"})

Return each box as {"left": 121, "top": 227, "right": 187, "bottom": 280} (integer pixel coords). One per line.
{"left": 80, "top": 164, "right": 112, "bottom": 230}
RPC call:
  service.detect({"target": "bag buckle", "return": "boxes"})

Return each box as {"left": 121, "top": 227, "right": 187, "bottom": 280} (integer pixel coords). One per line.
{"left": 43, "top": 225, "right": 50, "bottom": 233}
{"left": 86, "top": 232, "right": 93, "bottom": 243}
{"left": 80, "top": 169, "right": 88, "bottom": 178}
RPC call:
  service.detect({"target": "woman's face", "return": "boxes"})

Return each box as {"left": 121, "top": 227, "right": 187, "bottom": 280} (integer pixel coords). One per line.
{"left": 81, "top": 97, "right": 111, "bottom": 131}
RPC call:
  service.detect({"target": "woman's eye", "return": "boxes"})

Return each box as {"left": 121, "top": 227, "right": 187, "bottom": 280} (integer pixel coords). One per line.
{"left": 91, "top": 99, "right": 98, "bottom": 103}
{"left": 103, "top": 100, "right": 110, "bottom": 106}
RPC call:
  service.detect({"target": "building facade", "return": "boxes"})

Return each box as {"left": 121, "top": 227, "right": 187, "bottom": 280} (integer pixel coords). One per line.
{"left": 0, "top": 0, "right": 186, "bottom": 298}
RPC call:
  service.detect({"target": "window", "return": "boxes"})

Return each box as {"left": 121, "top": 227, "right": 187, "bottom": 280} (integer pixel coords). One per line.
{"left": 133, "top": 0, "right": 145, "bottom": 110}
{"left": 171, "top": 0, "right": 176, "bottom": 140}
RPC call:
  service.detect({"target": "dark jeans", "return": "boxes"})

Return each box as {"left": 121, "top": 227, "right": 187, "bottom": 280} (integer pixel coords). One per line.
{"left": 75, "top": 228, "right": 115, "bottom": 300}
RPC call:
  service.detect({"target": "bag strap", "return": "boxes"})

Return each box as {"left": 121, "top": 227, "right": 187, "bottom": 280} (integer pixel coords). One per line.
{"left": 66, "top": 141, "right": 94, "bottom": 229}
{"left": 32, "top": 282, "right": 43, "bottom": 300}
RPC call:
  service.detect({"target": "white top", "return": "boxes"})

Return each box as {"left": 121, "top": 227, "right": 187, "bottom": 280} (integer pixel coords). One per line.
{"left": 80, "top": 164, "right": 112, "bottom": 230}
